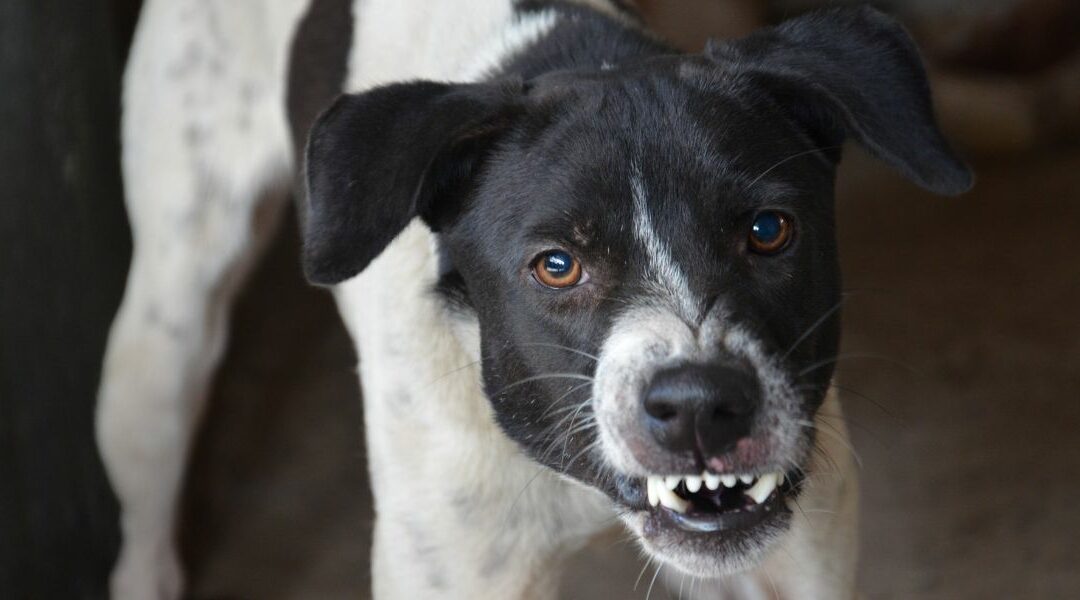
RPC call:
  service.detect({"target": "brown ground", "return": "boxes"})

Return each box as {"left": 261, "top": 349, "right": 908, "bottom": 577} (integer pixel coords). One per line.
{"left": 180, "top": 141, "right": 1080, "bottom": 599}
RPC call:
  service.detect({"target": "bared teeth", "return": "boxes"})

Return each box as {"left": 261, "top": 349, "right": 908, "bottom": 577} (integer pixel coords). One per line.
{"left": 703, "top": 472, "right": 722, "bottom": 490}
{"left": 745, "top": 472, "right": 781, "bottom": 504}
{"left": 684, "top": 475, "right": 703, "bottom": 493}
{"left": 646, "top": 476, "right": 689, "bottom": 512}
{"left": 657, "top": 484, "right": 690, "bottom": 513}
{"left": 645, "top": 471, "right": 787, "bottom": 511}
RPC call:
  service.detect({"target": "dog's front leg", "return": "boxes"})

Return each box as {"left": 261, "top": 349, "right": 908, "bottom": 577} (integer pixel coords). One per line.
{"left": 96, "top": 2, "right": 304, "bottom": 597}
{"left": 334, "top": 225, "right": 615, "bottom": 599}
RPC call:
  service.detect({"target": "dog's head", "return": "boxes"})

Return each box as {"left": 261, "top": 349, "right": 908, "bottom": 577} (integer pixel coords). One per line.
{"left": 302, "top": 7, "right": 970, "bottom": 577}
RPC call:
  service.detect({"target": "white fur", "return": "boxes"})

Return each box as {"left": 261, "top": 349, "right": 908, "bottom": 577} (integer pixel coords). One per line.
{"left": 594, "top": 304, "right": 701, "bottom": 475}
{"left": 335, "top": 3, "right": 623, "bottom": 595}
{"left": 630, "top": 168, "right": 700, "bottom": 321}
{"left": 100, "top": 0, "right": 860, "bottom": 597}
{"left": 591, "top": 278, "right": 848, "bottom": 582}
{"left": 98, "top": 0, "right": 308, "bottom": 597}
{"left": 460, "top": 9, "right": 561, "bottom": 81}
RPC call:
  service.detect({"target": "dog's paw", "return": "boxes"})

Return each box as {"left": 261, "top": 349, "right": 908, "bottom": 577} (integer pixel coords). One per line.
{"left": 110, "top": 539, "right": 184, "bottom": 600}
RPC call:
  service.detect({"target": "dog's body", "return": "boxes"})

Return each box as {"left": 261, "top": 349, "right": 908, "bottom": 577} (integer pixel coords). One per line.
{"left": 98, "top": 1, "right": 969, "bottom": 598}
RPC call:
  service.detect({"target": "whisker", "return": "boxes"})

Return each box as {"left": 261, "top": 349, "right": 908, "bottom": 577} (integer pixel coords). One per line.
{"left": 782, "top": 299, "right": 845, "bottom": 360}
{"left": 501, "top": 466, "right": 547, "bottom": 530}
{"left": 799, "top": 421, "right": 862, "bottom": 470}
{"left": 645, "top": 561, "right": 664, "bottom": 600}
{"left": 518, "top": 342, "right": 599, "bottom": 362}
{"left": 746, "top": 145, "right": 842, "bottom": 189}
{"left": 828, "top": 383, "right": 900, "bottom": 421}
{"left": 492, "top": 372, "right": 593, "bottom": 396}
{"left": 560, "top": 400, "right": 592, "bottom": 461}
{"left": 425, "top": 358, "right": 482, "bottom": 387}
{"left": 817, "top": 421, "right": 863, "bottom": 469}
{"left": 634, "top": 555, "right": 655, "bottom": 591}
{"left": 796, "top": 352, "right": 920, "bottom": 380}
{"left": 562, "top": 436, "right": 601, "bottom": 471}
{"left": 538, "top": 381, "right": 593, "bottom": 420}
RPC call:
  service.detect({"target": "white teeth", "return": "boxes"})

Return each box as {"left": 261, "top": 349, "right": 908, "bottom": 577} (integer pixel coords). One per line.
{"left": 644, "top": 476, "right": 690, "bottom": 513}
{"left": 684, "top": 475, "right": 703, "bottom": 493}
{"left": 657, "top": 483, "right": 690, "bottom": 513}
{"left": 647, "top": 470, "right": 784, "bottom": 512}
{"left": 703, "top": 472, "right": 722, "bottom": 490}
{"left": 745, "top": 472, "right": 780, "bottom": 504}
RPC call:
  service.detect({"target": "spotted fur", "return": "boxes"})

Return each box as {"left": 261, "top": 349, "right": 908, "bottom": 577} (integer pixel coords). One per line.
{"left": 99, "top": 1, "right": 969, "bottom": 598}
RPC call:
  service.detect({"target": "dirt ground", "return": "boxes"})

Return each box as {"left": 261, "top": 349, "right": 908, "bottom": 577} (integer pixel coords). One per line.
{"left": 179, "top": 138, "right": 1080, "bottom": 599}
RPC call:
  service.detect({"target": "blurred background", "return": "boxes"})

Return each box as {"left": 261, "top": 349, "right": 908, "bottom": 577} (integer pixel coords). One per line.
{"left": 1, "top": 0, "right": 1077, "bottom": 598}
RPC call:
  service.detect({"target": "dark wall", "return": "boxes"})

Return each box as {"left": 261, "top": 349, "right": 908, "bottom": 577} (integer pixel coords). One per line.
{"left": 0, "top": 0, "right": 141, "bottom": 596}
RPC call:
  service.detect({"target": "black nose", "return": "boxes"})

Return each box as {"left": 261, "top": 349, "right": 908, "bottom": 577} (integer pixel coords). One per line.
{"left": 642, "top": 363, "right": 759, "bottom": 457}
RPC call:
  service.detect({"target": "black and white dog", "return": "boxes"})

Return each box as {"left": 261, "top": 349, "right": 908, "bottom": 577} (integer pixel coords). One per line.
{"left": 97, "top": 0, "right": 971, "bottom": 597}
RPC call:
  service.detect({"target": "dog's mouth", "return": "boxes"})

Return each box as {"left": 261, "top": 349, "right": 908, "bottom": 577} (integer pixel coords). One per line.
{"left": 639, "top": 470, "right": 793, "bottom": 533}
{"left": 604, "top": 467, "right": 800, "bottom": 576}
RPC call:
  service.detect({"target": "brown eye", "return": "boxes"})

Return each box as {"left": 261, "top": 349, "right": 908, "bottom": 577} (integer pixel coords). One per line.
{"left": 748, "top": 211, "right": 794, "bottom": 255}
{"left": 532, "top": 250, "right": 583, "bottom": 289}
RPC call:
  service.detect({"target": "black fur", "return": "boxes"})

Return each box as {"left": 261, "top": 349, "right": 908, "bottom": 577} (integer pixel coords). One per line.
{"left": 703, "top": 6, "right": 973, "bottom": 195}
{"left": 304, "top": 80, "right": 525, "bottom": 284}
{"left": 299, "top": 1, "right": 971, "bottom": 555}
{"left": 303, "top": 5, "right": 969, "bottom": 284}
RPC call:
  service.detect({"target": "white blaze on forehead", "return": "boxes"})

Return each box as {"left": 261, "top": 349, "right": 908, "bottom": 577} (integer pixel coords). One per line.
{"left": 630, "top": 168, "right": 699, "bottom": 320}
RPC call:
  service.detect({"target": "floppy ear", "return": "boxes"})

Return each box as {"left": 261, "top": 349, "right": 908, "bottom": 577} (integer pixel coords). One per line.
{"left": 302, "top": 80, "right": 523, "bottom": 285}
{"left": 706, "top": 6, "right": 973, "bottom": 195}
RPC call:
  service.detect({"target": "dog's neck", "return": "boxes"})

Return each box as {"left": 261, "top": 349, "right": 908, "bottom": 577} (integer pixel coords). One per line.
{"left": 336, "top": 4, "right": 636, "bottom": 597}
{"left": 331, "top": 2, "right": 857, "bottom": 597}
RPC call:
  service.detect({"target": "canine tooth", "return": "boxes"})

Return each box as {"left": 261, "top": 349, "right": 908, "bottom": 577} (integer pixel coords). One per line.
{"left": 685, "top": 475, "right": 703, "bottom": 493}
{"left": 657, "top": 485, "right": 690, "bottom": 513}
{"left": 721, "top": 475, "right": 737, "bottom": 488}
{"left": 664, "top": 476, "right": 681, "bottom": 491}
{"left": 778, "top": 472, "right": 786, "bottom": 485}
{"left": 740, "top": 474, "right": 754, "bottom": 485}
{"left": 745, "top": 472, "right": 779, "bottom": 504}
{"left": 704, "top": 472, "right": 722, "bottom": 490}
{"left": 647, "top": 477, "right": 660, "bottom": 507}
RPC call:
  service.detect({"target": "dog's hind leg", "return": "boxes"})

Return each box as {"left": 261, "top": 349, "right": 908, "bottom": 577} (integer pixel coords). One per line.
{"left": 96, "top": 1, "right": 307, "bottom": 598}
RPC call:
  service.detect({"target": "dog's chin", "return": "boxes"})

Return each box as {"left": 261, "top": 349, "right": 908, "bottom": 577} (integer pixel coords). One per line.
{"left": 610, "top": 470, "right": 800, "bottom": 578}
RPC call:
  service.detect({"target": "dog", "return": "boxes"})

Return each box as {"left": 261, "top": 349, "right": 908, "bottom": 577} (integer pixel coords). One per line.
{"left": 96, "top": 0, "right": 972, "bottom": 597}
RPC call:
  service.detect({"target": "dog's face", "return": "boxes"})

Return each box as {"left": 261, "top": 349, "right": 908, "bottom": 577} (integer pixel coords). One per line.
{"left": 435, "top": 72, "right": 844, "bottom": 573}
{"left": 303, "top": 8, "right": 971, "bottom": 577}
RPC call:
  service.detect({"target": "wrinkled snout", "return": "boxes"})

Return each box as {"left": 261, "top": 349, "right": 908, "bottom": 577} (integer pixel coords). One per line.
{"left": 642, "top": 363, "right": 760, "bottom": 460}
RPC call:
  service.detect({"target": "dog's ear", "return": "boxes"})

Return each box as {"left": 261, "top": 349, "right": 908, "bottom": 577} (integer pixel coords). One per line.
{"left": 302, "top": 80, "right": 523, "bottom": 285}
{"left": 705, "top": 6, "right": 973, "bottom": 195}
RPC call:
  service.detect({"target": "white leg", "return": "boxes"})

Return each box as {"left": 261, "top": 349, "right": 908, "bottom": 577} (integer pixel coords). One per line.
{"left": 96, "top": 1, "right": 306, "bottom": 597}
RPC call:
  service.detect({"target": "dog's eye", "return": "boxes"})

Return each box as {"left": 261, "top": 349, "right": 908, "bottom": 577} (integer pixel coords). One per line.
{"left": 748, "top": 211, "right": 794, "bottom": 255}
{"left": 532, "top": 250, "right": 583, "bottom": 289}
